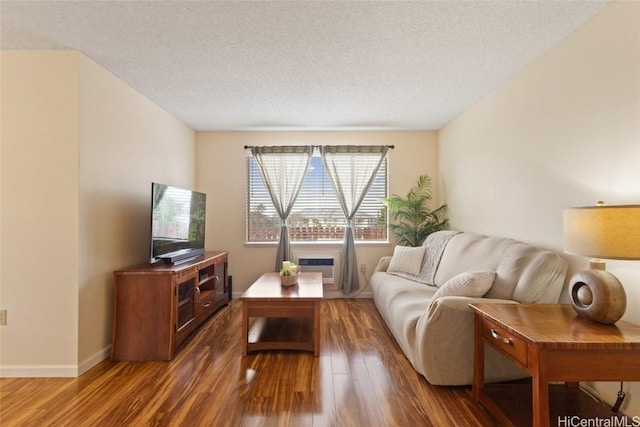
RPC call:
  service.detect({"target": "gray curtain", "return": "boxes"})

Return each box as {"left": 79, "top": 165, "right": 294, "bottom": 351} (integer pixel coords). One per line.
{"left": 250, "top": 146, "right": 313, "bottom": 272}
{"left": 320, "top": 145, "right": 389, "bottom": 294}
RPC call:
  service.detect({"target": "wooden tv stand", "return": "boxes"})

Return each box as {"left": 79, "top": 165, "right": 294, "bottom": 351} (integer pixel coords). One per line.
{"left": 111, "top": 251, "right": 229, "bottom": 361}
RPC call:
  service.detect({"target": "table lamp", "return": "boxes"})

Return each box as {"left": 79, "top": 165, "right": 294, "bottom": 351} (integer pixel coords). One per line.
{"left": 563, "top": 202, "right": 640, "bottom": 324}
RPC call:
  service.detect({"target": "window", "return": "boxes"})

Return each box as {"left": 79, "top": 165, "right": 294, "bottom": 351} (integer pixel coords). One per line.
{"left": 247, "top": 152, "right": 387, "bottom": 242}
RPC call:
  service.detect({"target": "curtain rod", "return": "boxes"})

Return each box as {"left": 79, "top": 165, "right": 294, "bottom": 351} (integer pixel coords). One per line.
{"left": 243, "top": 145, "right": 395, "bottom": 149}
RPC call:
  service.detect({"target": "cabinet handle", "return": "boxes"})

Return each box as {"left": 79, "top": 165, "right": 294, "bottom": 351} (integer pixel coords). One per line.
{"left": 196, "top": 286, "right": 201, "bottom": 295}
{"left": 203, "top": 302, "right": 212, "bottom": 308}
{"left": 213, "top": 275, "right": 220, "bottom": 285}
{"left": 490, "top": 329, "right": 512, "bottom": 344}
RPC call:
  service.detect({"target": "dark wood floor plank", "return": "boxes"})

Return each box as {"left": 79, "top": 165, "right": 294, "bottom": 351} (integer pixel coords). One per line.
{"left": 0, "top": 299, "right": 497, "bottom": 426}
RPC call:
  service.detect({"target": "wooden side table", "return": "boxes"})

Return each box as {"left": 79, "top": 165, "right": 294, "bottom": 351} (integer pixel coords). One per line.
{"left": 470, "top": 303, "right": 640, "bottom": 427}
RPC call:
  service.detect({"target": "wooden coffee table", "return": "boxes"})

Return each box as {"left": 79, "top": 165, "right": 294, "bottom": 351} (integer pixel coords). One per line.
{"left": 241, "top": 272, "right": 323, "bottom": 356}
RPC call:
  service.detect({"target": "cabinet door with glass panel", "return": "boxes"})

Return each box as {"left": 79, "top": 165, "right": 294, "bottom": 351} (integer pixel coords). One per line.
{"left": 175, "top": 272, "right": 197, "bottom": 346}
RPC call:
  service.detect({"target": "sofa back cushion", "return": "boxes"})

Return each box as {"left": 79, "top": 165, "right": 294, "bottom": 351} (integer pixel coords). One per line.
{"left": 430, "top": 271, "right": 495, "bottom": 301}
{"left": 433, "top": 232, "right": 567, "bottom": 303}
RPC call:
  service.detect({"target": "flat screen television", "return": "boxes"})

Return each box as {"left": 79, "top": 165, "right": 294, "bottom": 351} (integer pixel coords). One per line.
{"left": 150, "top": 182, "right": 206, "bottom": 264}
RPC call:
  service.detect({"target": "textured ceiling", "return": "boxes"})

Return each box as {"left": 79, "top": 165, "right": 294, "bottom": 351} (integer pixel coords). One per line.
{"left": 1, "top": 1, "right": 611, "bottom": 131}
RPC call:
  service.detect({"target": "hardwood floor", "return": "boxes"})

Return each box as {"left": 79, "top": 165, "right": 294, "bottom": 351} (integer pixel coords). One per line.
{"left": 0, "top": 299, "right": 497, "bottom": 426}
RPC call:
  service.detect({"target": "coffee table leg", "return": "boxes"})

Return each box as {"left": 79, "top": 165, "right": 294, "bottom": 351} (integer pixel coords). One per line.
{"left": 241, "top": 301, "right": 248, "bottom": 356}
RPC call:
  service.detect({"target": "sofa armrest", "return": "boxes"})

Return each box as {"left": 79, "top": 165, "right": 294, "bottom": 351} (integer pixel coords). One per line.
{"left": 374, "top": 256, "right": 392, "bottom": 273}
{"left": 415, "top": 296, "right": 525, "bottom": 385}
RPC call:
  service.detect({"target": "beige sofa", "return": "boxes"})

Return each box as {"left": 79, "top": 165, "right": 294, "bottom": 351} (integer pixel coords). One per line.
{"left": 370, "top": 230, "right": 568, "bottom": 385}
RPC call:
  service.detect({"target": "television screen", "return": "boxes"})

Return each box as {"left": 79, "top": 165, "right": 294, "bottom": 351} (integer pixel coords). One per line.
{"left": 150, "top": 182, "right": 206, "bottom": 264}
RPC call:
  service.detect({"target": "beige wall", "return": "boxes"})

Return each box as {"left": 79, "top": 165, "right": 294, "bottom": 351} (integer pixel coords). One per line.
{"left": 1, "top": 51, "right": 80, "bottom": 375}
{"left": 196, "top": 131, "right": 439, "bottom": 296}
{"left": 0, "top": 51, "right": 195, "bottom": 376}
{"left": 439, "top": 1, "right": 640, "bottom": 414}
{"left": 77, "top": 55, "right": 195, "bottom": 370}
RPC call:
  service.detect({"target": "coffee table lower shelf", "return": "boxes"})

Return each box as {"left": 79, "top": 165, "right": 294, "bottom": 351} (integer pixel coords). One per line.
{"left": 247, "top": 317, "right": 315, "bottom": 354}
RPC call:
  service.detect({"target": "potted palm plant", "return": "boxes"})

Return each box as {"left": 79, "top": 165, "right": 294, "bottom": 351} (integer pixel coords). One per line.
{"left": 384, "top": 174, "right": 448, "bottom": 247}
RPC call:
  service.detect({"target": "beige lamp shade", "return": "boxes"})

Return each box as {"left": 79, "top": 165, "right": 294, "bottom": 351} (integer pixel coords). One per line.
{"left": 563, "top": 204, "right": 640, "bottom": 260}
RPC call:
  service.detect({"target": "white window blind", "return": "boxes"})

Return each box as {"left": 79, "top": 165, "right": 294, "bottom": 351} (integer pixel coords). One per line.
{"left": 247, "top": 152, "right": 387, "bottom": 242}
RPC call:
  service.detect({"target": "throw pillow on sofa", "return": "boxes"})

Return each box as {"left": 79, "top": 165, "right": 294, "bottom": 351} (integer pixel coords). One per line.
{"left": 387, "top": 245, "right": 425, "bottom": 278}
{"left": 430, "top": 271, "right": 496, "bottom": 301}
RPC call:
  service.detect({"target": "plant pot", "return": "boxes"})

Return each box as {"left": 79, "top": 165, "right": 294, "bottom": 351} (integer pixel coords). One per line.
{"left": 280, "top": 273, "right": 298, "bottom": 287}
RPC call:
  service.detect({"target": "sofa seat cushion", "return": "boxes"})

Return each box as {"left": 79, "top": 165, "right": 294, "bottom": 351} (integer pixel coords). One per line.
{"left": 370, "top": 271, "right": 436, "bottom": 372}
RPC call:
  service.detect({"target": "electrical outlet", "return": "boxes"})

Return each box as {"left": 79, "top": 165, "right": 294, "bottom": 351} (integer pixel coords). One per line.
{"left": 360, "top": 264, "right": 366, "bottom": 273}
{"left": 0, "top": 310, "right": 6, "bottom": 326}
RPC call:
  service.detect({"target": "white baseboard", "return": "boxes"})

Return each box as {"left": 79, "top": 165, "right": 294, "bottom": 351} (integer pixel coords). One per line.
{"left": 0, "top": 346, "right": 111, "bottom": 378}
{"left": 79, "top": 345, "right": 111, "bottom": 376}
{"left": 323, "top": 289, "right": 372, "bottom": 299}
{"left": 0, "top": 364, "right": 78, "bottom": 378}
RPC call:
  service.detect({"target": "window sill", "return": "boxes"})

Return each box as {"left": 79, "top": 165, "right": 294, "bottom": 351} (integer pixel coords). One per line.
{"left": 244, "top": 240, "right": 391, "bottom": 248}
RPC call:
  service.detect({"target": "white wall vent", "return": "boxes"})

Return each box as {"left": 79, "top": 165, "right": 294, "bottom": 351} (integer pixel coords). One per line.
{"left": 294, "top": 247, "right": 341, "bottom": 289}
{"left": 297, "top": 257, "right": 335, "bottom": 284}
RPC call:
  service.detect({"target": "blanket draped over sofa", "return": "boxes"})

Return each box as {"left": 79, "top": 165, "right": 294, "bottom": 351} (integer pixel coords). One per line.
{"left": 370, "top": 231, "right": 568, "bottom": 385}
